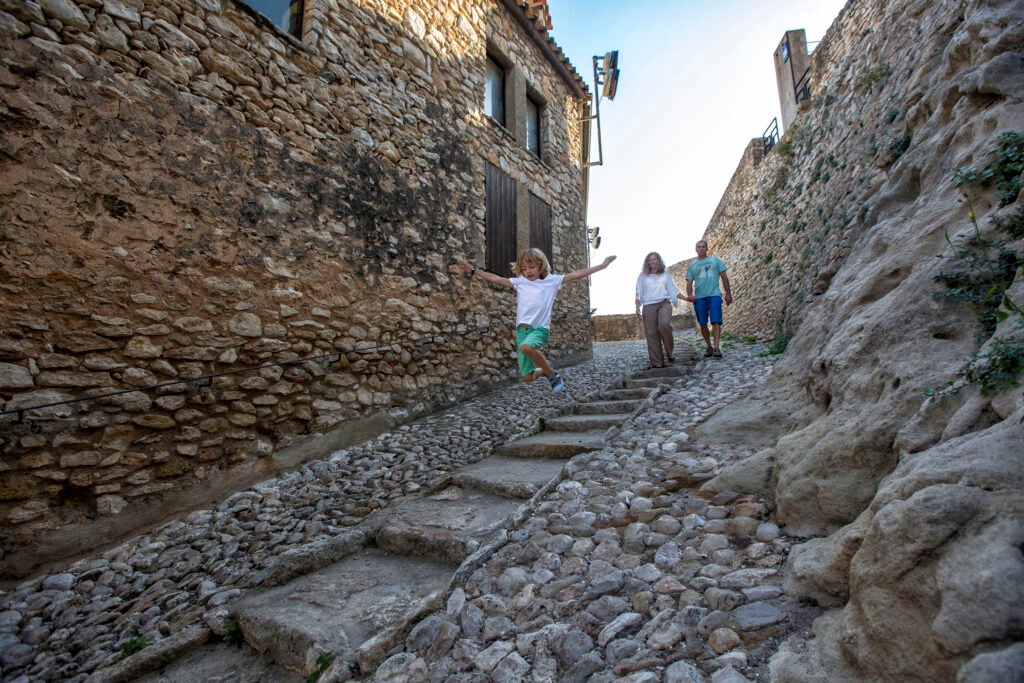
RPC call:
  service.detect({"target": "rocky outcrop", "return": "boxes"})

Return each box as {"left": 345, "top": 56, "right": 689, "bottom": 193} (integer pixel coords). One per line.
{"left": 696, "top": 0, "right": 1024, "bottom": 679}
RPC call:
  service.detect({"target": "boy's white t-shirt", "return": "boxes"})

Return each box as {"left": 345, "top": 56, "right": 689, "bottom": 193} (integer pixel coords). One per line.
{"left": 511, "top": 274, "right": 564, "bottom": 329}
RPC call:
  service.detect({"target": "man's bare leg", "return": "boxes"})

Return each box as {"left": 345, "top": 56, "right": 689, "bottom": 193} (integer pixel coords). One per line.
{"left": 699, "top": 325, "right": 713, "bottom": 354}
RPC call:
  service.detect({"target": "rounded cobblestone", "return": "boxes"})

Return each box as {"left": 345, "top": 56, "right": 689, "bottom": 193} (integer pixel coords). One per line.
{"left": 0, "top": 335, "right": 795, "bottom": 682}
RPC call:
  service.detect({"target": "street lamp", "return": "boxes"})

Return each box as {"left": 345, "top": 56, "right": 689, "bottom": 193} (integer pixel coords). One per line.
{"left": 584, "top": 50, "right": 620, "bottom": 167}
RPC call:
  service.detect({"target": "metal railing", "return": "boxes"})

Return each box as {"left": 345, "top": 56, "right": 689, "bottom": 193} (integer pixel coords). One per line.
{"left": 762, "top": 117, "right": 780, "bottom": 155}
{"left": 794, "top": 66, "right": 812, "bottom": 104}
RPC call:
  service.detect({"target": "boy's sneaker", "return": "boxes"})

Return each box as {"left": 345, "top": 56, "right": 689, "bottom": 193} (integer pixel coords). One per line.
{"left": 548, "top": 371, "right": 564, "bottom": 392}
{"left": 704, "top": 347, "right": 714, "bottom": 358}
{"left": 712, "top": 349, "right": 723, "bottom": 358}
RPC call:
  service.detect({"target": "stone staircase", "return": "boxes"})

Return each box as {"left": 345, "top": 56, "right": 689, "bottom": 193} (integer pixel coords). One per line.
{"left": 124, "top": 362, "right": 693, "bottom": 682}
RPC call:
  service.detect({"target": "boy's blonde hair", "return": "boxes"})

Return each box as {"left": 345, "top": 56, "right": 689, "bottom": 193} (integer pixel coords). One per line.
{"left": 511, "top": 248, "right": 551, "bottom": 277}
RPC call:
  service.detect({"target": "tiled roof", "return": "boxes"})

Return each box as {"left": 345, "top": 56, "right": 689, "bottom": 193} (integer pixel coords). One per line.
{"left": 513, "top": 0, "right": 591, "bottom": 97}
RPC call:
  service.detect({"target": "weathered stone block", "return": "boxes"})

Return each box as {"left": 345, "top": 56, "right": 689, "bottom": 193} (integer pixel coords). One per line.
{"left": 0, "top": 362, "right": 34, "bottom": 389}
{"left": 0, "top": 475, "right": 37, "bottom": 500}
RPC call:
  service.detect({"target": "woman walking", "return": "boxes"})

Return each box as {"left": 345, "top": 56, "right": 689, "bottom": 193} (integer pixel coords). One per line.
{"left": 635, "top": 251, "right": 685, "bottom": 368}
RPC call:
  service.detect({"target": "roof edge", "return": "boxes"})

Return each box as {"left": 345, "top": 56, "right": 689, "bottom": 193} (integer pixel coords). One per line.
{"left": 499, "top": 0, "right": 591, "bottom": 100}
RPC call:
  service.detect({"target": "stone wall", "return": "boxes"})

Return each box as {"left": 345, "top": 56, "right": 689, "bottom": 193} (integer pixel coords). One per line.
{"left": 695, "top": 0, "right": 930, "bottom": 344}
{"left": 0, "top": 0, "right": 592, "bottom": 570}
{"left": 591, "top": 313, "right": 694, "bottom": 342}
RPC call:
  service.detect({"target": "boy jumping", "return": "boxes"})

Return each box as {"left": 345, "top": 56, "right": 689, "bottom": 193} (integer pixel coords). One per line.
{"left": 459, "top": 249, "right": 616, "bottom": 392}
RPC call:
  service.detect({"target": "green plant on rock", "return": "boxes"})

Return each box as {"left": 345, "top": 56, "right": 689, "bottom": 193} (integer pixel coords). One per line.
{"left": 963, "top": 337, "right": 1024, "bottom": 396}
{"left": 306, "top": 653, "right": 335, "bottom": 683}
{"left": 118, "top": 636, "right": 150, "bottom": 661}
{"left": 889, "top": 133, "right": 911, "bottom": 161}
{"left": 933, "top": 226, "right": 1020, "bottom": 337}
{"left": 720, "top": 332, "right": 755, "bottom": 349}
{"left": 940, "top": 147, "right": 1024, "bottom": 338}
{"left": 980, "top": 131, "right": 1024, "bottom": 206}
{"left": 762, "top": 311, "right": 794, "bottom": 356}
{"left": 931, "top": 133, "right": 1024, "bottom": 397}
{"left": 992, "top": 204, "right": 1024, "bottom": 241}
{"left": 222, "top": 618, "right": 244, "bottom": 646}
{"left": 857, "top": 63, "right": 891, "bottom": 90}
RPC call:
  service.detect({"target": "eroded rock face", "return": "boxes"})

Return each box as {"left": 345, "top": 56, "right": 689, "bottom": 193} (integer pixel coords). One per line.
{"left": 696, "top": 0, "right": 1024, "bottom": 679}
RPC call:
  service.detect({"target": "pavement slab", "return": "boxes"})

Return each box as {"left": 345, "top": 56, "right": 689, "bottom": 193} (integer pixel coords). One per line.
{"left": 229, "top": 548, "right": 454, "bottom": 677}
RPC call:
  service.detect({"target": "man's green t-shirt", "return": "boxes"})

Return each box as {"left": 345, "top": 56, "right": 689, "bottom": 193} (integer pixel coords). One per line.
{"left": 686, "top": 256, "right": 727, "bottom": 299}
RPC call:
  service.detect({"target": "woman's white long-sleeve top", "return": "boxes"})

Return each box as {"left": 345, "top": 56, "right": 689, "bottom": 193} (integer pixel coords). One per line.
{"left": 635, "top": 272, "right": 680, "bottom": 306}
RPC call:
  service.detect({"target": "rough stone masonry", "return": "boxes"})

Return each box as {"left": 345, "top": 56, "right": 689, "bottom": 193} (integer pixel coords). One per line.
{"left": 0, "top": 0, "right": 593, "bottom": 572}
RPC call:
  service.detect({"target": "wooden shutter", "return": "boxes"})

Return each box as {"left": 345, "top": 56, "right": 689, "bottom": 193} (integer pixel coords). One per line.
{"left": 529, "top": 193, "right": 552, "bottom": 270}
{"left": 485, "top": 162, "right": 516, "bottom": 277}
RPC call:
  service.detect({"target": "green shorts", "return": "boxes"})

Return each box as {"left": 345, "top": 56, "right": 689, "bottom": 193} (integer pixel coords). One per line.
{"left": 516, "top": 325, "right": 550, "bottom": 377}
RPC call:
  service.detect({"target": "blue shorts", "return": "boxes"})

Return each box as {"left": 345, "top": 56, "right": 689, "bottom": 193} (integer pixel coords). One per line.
{"left": 693, "top": 296, "right": 723, "bottom": 326}
{"left": 516, "top": 325, "right": 550, "bottom": 377}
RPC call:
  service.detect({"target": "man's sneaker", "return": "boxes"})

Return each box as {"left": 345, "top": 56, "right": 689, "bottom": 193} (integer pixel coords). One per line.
{"left": 548, "top": 371, "right": 564, "bottom": 392}
{"left": 712, "top": 349, "right": 723, "bottom": 358}
{"left": 704, "top": 347, "right": 714, "bottom": 358}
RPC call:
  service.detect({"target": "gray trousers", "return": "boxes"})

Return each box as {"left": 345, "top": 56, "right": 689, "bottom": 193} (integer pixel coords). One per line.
{"left": 641, "top": 300, "right": 673, "bottom": 366}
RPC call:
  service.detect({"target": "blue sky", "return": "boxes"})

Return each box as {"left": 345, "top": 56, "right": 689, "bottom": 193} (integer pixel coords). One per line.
{"left": 545, "top": 0, "right": 847, "bottom": 313}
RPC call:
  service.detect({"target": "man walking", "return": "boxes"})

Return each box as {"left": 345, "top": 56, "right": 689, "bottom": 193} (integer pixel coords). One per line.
{"left": 685, "top": 240, "right": 732, "bottom": 358}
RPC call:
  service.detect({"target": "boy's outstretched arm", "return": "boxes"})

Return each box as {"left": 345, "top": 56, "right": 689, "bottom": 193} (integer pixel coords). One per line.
{"left": 563, "top": 255, "right": 617, "bottom": 284}
{"left": 457, "top": 260, "right": 513, "bottom": 288}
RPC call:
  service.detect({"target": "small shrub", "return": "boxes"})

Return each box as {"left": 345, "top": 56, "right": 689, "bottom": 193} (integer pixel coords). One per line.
{"left": 933, "top": 230, "right": 1020, "bottom": 338}
{"left": 992, "top": 204, "right": 1024, "bottom": 240}
{"left": 981, "top": 131, "right": 1024, "bottom": 206}
{"left": 889, "top": 133, "right": 912, "bottom": 160}
{"left": 222, "top": 618, "right": 244, "bottom": 646}
{"left": 119, "top": 636, "right": 150, "bottom": 661}
{"left": 963, "top": 337, "right": 1024, "bottom": 396}
{"left": 857, "top": 63, "right": 891, "bottom": 90}
{"left": 762, "top": 314, "right": 793, "bottom": 356}
{"left": 720, "top": 332, "right": 756, "bottom": 349}
{"left": 774, "top": 140, "right": 794, "bottom": 158}
{"left": 306, "top": 653, "right": 335, "bottom": 683}
{"left": 932, "top": 135, "right": 1024, "bottom": 396}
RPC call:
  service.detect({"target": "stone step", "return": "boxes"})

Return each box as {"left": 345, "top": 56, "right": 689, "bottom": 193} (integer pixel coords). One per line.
{"left": 624, "top": 376, "right": 683, "bottom": 389}
{"left": 494, "top": 430, "right": 608, "bottom": 458}
{"left": 450, "top": 455, "right": 565, "bottom": 498}
{"left": 367, "top": 486, "right": 527, "bottom": 563}
{"left": 129, "top": 372, "right": 639, "bottom": 682}
{"left": 596, "top": 387, "right": 656, "bottom": 401}
{"left": 543, "top": 412, "right": 633, "bottom": 432}
{"left": 134, "top": 641, "right": 306, "bottom": 682}
{"left": 576, "top": 399, "right": 645, "bottom": 415}
{"left": 228, "top": 547, "right": 454, "bottom": 678}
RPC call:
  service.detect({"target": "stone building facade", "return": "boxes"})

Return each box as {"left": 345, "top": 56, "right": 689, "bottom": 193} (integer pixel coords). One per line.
{"left": 0, "top": 0, "right": 592, "bottom": 571}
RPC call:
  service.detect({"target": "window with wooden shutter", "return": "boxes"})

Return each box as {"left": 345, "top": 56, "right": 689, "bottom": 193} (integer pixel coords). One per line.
{"left": 485, "top": 162, "right": 516, "bottom": 276}
{"left": 529, "top": 193, "right": 552, "bottom": 270}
